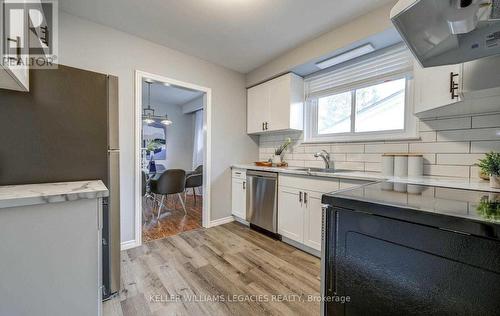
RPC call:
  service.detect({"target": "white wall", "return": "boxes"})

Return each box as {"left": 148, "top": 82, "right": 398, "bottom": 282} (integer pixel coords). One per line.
{"left": 245, "top": 1, "right": 397, "bottom": 86}
{"left": 144, "top": 102, "right": 195, "bottom": 171}
{"left": 58, "top": 12, "right": 259, "bottom": 244}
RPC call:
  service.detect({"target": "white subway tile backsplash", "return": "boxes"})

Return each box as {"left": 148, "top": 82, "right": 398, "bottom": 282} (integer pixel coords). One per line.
{"left": 365, "top": 162, "right": 381, "bottom": 172}
{"left": 304, "top": 144, "right": 331, "bottom": 154}
{"left": 419, "top": 117, "right": 471, "bottom": 131}
{"left": 346, "top": 153, "right": 382, "bottom": 163}
{"left": 331, "top": 144, "right": 364, "bottom": 153}
{"left": 365, "top": 143, "right": 408, "bottom": 153}
{"left": 418, "top": 131, "right": 437, "bottom": 142}
{"left": 436, "top": 153, "right": 485, "bottom": 166}
{"left": 437, "top": 128, "right": 500, "bottom": 142}
{"left": 422, "top": 154, "right": 436, "bottom": 165}
{"left": 257, "top": 114, "right": 499, "bottom": 179}
{"left": 409, "top": 142, "right": 469, "bottom": 153}
{"left": 471, "top": 141, "right": 500, "bottom": 153}
{"left": 472, "top": 114, "right": 500, "bottom": 128}
{"left": 335, "top": 161, "right": 365, "bottom": 171}
{"left": 305, "top": 160, "right": 328, "bottom": 168}
{"left": 423, "top": 165, "right": 470, "bottom": 178}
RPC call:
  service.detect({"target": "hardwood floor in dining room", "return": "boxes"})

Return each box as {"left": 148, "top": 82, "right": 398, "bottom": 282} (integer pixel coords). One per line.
{"left": 142, "top": 194, "right": 202, "bottom": 242}
{"left": 104, "top": 222, "right": 321, "bottom": 316}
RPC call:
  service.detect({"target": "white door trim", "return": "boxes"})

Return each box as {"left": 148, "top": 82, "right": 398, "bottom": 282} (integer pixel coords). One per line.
{"left": 131, "top": 70, "right": 212, "bottom": 249}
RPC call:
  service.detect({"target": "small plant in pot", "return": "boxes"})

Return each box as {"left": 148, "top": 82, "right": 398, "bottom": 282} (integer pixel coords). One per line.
{"left": 478, "top": 152, "right": 500, "bottom": 189}
{"left": 273, "top": 138, "right": 292, "bottom": 165}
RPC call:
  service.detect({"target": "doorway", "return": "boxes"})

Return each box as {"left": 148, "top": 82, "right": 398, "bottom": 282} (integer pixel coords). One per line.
{"left": 135, "top": 71, "right": 211, "bottom": 245}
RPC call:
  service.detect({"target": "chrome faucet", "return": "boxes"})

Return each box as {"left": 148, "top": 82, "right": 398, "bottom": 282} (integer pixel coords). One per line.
{"left": 314, "top": 150, "right": 331, "bottom": 169}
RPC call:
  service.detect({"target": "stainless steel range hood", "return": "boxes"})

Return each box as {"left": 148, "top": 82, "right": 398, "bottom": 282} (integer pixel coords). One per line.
{"left": 391, "top": 0, "right": 500, "bottom": 67}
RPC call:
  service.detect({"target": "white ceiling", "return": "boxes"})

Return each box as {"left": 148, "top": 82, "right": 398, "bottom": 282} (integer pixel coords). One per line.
{"left": 60, "top": 0, "right": 395, "bottom": 73}
{"left": 142, "top": 80, "right": 204, "bottom": 108}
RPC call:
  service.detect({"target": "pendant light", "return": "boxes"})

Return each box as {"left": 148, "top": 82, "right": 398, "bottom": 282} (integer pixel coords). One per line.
{"left": 161, "top": 115, "right": 172, "bottom": 126}
{"left": 142, "top": 80, "right": 173, "bottom": 126}
{"left": 142, "top": 81, "right": 156, "bottom": 124}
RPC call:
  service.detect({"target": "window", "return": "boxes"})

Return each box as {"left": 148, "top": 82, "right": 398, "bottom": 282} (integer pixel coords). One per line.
{"left": 305, "top": 45, "right": 416, "bottom": 142}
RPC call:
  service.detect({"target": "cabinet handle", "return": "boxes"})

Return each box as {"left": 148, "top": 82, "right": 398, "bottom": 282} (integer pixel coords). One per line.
{"left": 450, "top": 72, "right": 459, "bottom": 100}
{"left": 242, "top": 181, "right": 246, "bottom": 190}
{"left": 262, "top": 122, "right": 265, "bottom": 131}
{"left": 7, "top": 36, "right": 22, "bottom": 65}
{"left": 299, "top": 191, "right": 302, "bottom": 203}
{"left": 265, "top": 122, "right": 268, "bottom": 130}
{"left": 304, "top": 192, "right": 308, "bottom": 205}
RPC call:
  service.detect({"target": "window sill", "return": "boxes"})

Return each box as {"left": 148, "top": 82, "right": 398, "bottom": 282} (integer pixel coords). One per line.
{"left": 303, "top": 133, "right": 420, "bottom": 144}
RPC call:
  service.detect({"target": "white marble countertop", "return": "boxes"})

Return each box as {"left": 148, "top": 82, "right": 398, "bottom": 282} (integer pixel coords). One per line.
{"left": 0, "top": 180, "right": 109, "bottom": 209}
{"left": 232, "top": 164, "right": 500, "bottom": 193}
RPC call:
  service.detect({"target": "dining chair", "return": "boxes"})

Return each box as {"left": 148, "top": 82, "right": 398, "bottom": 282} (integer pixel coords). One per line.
{"left": 185, "top": 165, "right": 203, "bottom": 205}
{"left": 149, "top": 169, "right": 187, "bottom": 221}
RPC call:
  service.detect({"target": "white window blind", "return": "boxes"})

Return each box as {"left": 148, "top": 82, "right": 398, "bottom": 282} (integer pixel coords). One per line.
{"left": 305, "top": 44, "right": 413, "bottom": 99}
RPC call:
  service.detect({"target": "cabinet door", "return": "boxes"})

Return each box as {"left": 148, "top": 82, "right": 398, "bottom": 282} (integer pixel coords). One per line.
{"left": 0, "top": 0, "right": 29, "bottom": 92}
{"left": 231, "top": 178, "right": 246, "bottom": 219}
{"left": 413, "top": 60, "right": 462, "bottom": 114}
{"left": 247, "top": 84, "right": 269, "bottom": 134}
{"left": 303, "top": 191, "right": 322, "bottom": 251}
{"left": 278, "top": 186, "right": 304, "bottom": 243}
{"left": 267, "top": 74, "right": 290, "bottom": 132}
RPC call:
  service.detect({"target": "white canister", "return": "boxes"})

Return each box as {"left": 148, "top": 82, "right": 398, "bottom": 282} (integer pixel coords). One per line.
{"left": 408, "top": 155, "right": 424, "bottom": 177}
{"left": 381, "top": 155, "right": 395, "bottom": 177}
{"left": 394, "top": 155, "right": 408, "bottom": 192}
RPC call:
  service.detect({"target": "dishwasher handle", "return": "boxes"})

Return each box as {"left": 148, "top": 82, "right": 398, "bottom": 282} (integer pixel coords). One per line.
{"left": 246, "top": 170, "right": 278, "bottom": 179}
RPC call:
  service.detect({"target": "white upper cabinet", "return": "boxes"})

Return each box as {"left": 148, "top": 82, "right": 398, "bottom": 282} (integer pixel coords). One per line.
{"left": 0, "top": 0, "right": 29, "bottom": 92}
{"left": 413, "top": 55, "right": 500, "bottom": 118}
{"left": 413, "top": 60, "right": 462, "bottom": 115}
{"left": 247, "top": 73, "right": 304, "bottom": 134}
{"left": 247, "top": 83, "right": 269, "bottom": 134}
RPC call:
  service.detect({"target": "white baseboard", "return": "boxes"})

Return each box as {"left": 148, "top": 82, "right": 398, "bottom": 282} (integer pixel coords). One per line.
{"left": 121, "top": 239, "right": 140, "bottom": 251}
{"left": 207, "top": 216, "right": 234, "bottom": 228}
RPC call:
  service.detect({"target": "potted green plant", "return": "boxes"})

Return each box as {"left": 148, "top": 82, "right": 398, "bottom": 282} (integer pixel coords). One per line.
{"left": 273, "top": 138, "right": 292, "bottom": 165}
{"left": 477, "top": 152, "right": 500, "bottom": 189}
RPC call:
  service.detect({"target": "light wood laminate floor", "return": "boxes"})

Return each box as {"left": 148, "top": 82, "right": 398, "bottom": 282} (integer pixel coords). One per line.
{"left": 142, "top": 194, "right": 202, "bottom": 242}
{"left": 104, "top": 222, "right": 321, "bottom": 316}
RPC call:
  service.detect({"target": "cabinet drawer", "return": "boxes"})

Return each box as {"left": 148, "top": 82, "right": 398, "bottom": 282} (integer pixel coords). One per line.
{"left": 232, "top": 168, "right": 246, "bottom": 180}
{"left": 279, "top": 174, "right": 339, "bottom": 193}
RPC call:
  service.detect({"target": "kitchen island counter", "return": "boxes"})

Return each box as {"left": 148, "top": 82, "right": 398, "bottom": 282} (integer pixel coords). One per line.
{"left": 0, "top": 180, "right": 109, "bottom": 209}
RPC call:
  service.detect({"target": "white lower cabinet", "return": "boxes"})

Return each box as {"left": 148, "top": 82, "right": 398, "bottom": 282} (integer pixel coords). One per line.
{"left": 278, "top": 186, "right": 304, "bottom": 242}
{"left": 231, "top": 169, "right": 247, "bottom": 220}
{"left": 303, "top": 191, "right": 323, "bottom": 251}
{"left": 278, "top": 174, "right": 371, "bottom": 254}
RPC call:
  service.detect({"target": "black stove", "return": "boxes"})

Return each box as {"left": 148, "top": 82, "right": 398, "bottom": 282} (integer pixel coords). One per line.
{"left": 320, "top": 181, "right": 500, "bottom": 316}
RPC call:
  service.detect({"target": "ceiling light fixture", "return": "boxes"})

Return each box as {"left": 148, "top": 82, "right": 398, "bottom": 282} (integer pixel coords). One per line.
{"left": 315, "top": 43, "right": 375, "bottom": 69}
{"left": 161, "top": 115, "right": 172, "bottom": 126}
{"left": 142, "top": 81, "right": 173, "bottom": 126}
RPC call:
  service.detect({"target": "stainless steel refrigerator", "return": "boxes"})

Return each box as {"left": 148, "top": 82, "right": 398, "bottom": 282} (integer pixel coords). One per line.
{"left": 0, "top": 65, "right": 121, "bottom": 300}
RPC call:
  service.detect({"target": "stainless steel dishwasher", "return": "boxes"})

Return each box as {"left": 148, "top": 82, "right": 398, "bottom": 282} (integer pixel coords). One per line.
{"left": 246, "top": 170, "right": 278, "bottom": 237}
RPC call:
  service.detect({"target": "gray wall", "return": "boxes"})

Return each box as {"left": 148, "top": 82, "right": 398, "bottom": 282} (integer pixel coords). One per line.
{"left": 58, "top": 12, "right": 259, "bottom": 245}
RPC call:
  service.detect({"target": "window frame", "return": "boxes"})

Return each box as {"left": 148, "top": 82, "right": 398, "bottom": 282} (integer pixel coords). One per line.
{"left": 304, "top": 72, "right": 417, "bottom": 143}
